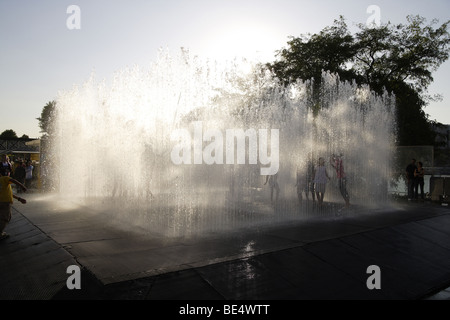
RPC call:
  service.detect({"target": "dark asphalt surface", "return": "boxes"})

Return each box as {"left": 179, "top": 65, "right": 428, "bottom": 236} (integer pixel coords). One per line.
{"left": 1, "top": 193, "right": 450, "bottom": 304}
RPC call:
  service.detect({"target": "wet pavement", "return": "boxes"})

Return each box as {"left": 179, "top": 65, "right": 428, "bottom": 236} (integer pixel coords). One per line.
{"left": 1, "top": 192, "right": 450, "bottom": 302}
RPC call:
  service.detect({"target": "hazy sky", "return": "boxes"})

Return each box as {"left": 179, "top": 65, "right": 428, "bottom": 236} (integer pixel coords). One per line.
{"left": 1, "top": 0, "right": 449, "bottom": 138}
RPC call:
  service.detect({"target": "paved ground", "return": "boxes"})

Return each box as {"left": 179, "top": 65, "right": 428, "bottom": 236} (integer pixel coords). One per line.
{"left": 1, "top": 192, "right": 450, "bottom": 303}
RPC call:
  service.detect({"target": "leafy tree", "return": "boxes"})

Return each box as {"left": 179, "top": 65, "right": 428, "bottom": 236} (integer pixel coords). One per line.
{"left": 37, "top": 100, "right": 57, "bottom": 138}
{"left": 267, "top": 15, "right": 450, "bottom": 146}
{"left": 270, "top": 16, "right": 356, "bottom": 85}
{"left": 0, "top": 129, "right": 18, "bottom": 139}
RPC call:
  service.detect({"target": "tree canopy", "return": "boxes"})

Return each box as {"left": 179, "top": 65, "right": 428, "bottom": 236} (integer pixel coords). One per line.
{"left": 267, "top": 15, "right": 450, "bottom": 146}
{"left": 0, "top": 129, "right": 18, "bottom": 139}
{"left": 37, "top": 100, "right": 57, "bottom": 139}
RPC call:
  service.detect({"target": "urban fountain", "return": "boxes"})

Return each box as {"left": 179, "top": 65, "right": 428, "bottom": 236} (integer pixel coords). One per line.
{"left": 50, "top": 49, "right": 396, "bottom": 237}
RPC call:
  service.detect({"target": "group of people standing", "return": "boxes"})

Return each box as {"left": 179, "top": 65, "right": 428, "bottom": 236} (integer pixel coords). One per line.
{"left": 405, "top": 158, "right": 425, "bottom": 201}
{"left": 295, "top": 153, "right": 350, "bottom": 208}
{"left": 265, "top": 153, "right": 351, "bottom": 208}
{"left": 0, "top": 155, "right": 34, "bottom": 190}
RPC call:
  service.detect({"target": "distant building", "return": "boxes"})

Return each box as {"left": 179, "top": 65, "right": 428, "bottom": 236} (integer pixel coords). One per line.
{"left": 434, "top": 123, "right": 450, "bottom": 149}
{"left": 0, "top": 138, "right": 40, "bottom": 161}
{"left": 432, "top": 123, "right": 450, "bottom": 174}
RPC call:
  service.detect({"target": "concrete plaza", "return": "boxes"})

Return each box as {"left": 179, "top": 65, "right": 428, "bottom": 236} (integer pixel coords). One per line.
{"left": 1, "top": 192, "right": 450, "bottom": 301}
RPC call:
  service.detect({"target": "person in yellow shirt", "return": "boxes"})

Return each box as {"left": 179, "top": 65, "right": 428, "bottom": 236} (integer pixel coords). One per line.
{"left": 0, "top": 172, "right": 27, "bottom": 240}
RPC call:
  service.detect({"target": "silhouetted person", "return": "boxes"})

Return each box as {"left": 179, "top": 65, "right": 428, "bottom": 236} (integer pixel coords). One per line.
{"left": 296, "top": 155, "right": 316, "bottom": 205}
{"left": 264, "top": 173, "right": 280, "bottom": 204}
{"left": 405, "top": 158, "right": 417, "bottom": 201}
{"left": 13, "top": 161, "right": 26, "bottom": 193}
{"left": 306, "top": 154, "right": 316, "bottom": 201}
{"left": 295, "top": 166, "right": 303, "bottom": 205}
{"left": 24, "top": 160, "right": 34, "bottom": 189}
{"left": 414, "top": 161, "right": 425, "bottom": 201}
{"left": 0, "top": 155, "right": 13, "bottom": 177}
{"left": 330, "top": 153, "right": 350, "bottom": 208}
{"left": 313, "top": 157, "right": 330, "bottom": 206}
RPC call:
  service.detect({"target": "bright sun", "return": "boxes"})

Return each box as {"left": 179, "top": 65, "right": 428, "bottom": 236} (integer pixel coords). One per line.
{"left": 199, "top": 22, "right": 284, "bottom": 62}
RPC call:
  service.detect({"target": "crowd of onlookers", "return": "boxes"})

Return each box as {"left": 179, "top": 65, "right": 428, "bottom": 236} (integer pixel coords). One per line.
{"left": 0, "top": 154, "right": 36, "bottom": 191}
